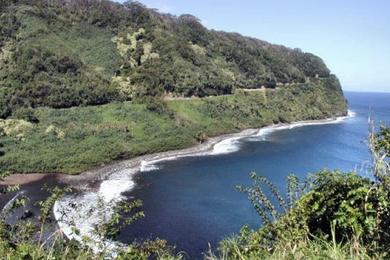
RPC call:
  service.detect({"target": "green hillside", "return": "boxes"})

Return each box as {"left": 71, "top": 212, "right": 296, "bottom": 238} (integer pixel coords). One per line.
{"left": 0, "top": 0, "right": 347, "bottom": 174}
{"left": 0, "top": 78, "right": 346, "bottom": 174}
{"left": 1, "top": 0, "right": 341, "bottom": 117}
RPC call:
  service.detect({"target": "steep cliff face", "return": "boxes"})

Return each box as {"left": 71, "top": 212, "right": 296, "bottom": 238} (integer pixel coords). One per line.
{"left": 0, "top": 0, "right": 346, "bottom": 118}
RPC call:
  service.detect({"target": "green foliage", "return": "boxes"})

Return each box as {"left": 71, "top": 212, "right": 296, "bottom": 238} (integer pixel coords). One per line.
{"left": 375, "top": 125, "right": 390, "bottom": 156}
{"left": 195, "top": 131, "right": 208, "bottom": 143}
{"left": 376, "top": 126, "right": 390, "bottom": 154}
{"left": 0, "top": 0, "right": 344, "bottom": 118}
{"left": 96, "top": 200, "right": 145, "bottom": 240}
{"left": 0, "top": 82, "right": 346, "bottom": 174}
{"left": 237, "top": 172, "right": 289, "bottom": 225}
{"left": 0, "top": 3, "right": 123, "bottom": 117}
{"left": 207, "top": 227, "right": 382, "bottom": 260}
{"left": 1, "top": 44, "right": 121, "bottom": 114}
{"left": 143, "top": 96, "right": 173, "bottom": 116}
{"left": 297, "top": 172, "right": 390, "bottom": 248}
{"left": 118, "top": 238, "right": 181, "bottom": 260}
{"left": 12, "top": 107, "right": 39, "bottom": 123}
{"left": 38, "top": 186, "right": 71, "bottom": 225}
{"left": 369, "top": 120, "right": 390, "bottom": 189}
{"left": 0, "top": 3, "right": 352, "bottom": 259}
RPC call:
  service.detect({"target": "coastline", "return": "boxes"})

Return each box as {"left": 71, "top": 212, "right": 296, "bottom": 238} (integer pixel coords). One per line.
{"left": 0, "top": 110, "right": 342, "bottom": 255}
{"left": 1, "top": 112, "right": 353, "bottom": 188}
{"left": 0, "top": 128, "right": 259, "bottom": 187}
{"left": 51, "top": 110, "right": 354, "bottom": 253}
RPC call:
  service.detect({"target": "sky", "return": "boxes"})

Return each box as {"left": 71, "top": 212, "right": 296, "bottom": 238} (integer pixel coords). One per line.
{"left": 117, "top": 0, "right": 390, "bottom": 92}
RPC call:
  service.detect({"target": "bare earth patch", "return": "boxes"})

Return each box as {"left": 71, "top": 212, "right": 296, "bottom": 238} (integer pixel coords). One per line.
{"left": 0, "top": 174, "right": 48, "bottom": 186}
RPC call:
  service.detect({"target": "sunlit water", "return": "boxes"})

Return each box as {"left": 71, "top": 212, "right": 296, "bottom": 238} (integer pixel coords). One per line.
{"left": 1, "top": 91, "right": 389, "bottom": 259}
{"left": 118, "top": 92, "right": 390, "bottom": 258}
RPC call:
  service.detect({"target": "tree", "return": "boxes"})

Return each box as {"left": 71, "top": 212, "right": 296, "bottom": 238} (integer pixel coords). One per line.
{"left": 12, "top": 107, "right": 39, "bottom": 123}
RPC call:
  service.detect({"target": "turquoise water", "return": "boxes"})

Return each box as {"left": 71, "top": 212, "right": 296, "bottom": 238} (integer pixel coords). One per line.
{"left": 119, "top": 91, "right": 390, "bottom": 258}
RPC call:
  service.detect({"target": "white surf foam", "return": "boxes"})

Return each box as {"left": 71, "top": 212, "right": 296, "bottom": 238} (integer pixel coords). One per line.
{"left": 140, "top": 160, "right": 160, "bottom": 172}
{"left": 210, "top": 137, "right": 241, "bottom": 155}
{"left": 140, "top": 111, "right": 356, "bottom": 170}
{"left": 251, "top": 110, "right": 356, "bottom": 140}
{"left": 348, "top": 109, "right": 356, "bottom": 118}
{"left": 254, "top": 125, "right": 287, "bottom": 140}
{"left": 53, "top": 168, "right": 136, "bottom": 255}
{"left": 140, "top": 155, "right": 183, "bottom": 172}
{"left": 53, "top": 110, "right": 356, "bottom": 254}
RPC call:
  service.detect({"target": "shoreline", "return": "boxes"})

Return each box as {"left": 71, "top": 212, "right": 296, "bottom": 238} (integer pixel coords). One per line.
{"left": 51, "top": 111, "right": 354, "bottom": 253}
{"left": 3, "top": 110, "right": 350, "bottom": 255}
{"left": 1, "top": 128, "right": 259, "bottom": 188}
{"left": 1, "top": 112, "right": 352, "bottom": 188}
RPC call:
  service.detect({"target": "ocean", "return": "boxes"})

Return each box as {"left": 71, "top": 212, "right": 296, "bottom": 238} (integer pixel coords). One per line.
{"left": 117, "top": 91, "right": 390, "bottom": 258}
{"left": 1, "top": 91, "right": 389, "bottom": 259}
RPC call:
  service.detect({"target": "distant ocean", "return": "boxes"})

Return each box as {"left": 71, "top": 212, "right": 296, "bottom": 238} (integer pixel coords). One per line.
{"left": 118, "top": 91, "right": 390, "bottom": 258}
{"left": 1, "top": 91, "right": 389, "bottom": 259}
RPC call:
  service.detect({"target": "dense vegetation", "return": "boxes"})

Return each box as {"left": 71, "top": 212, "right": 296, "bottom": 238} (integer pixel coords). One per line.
{"left": 1, "top": 0, "right": 340, "bottom": 119}
{"left": 0, "top": 78, "right": 346, "bottom": 174}
{"left": 0, "top": 0, "right": 348, "bottom": 175}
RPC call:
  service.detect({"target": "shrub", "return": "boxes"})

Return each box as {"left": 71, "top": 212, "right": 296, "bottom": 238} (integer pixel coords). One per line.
{"left": 143, "top": 97, "right": 173, "bottom": 116}
{"left": 12, "top": 107, "right": 39, "bottom": 123}
{"left": 297, "top": 172, "right": 390, "bottom": 245}
{"left": 195, "top": 131, "right": 208, "bottom": 143}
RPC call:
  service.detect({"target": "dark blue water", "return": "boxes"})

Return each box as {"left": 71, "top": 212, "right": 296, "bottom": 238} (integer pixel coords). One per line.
{"left": 118, "top": 91, "right": 390, "bottom": 259}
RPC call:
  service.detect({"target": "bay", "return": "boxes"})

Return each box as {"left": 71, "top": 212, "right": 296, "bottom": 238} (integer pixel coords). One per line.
{"left": 118, "top": 91, "right": 390, "bottom": 258}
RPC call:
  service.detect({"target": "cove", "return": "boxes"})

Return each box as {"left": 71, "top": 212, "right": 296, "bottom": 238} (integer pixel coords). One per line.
{"left": 117, "top": 92, "right": 390, "bottom": 258}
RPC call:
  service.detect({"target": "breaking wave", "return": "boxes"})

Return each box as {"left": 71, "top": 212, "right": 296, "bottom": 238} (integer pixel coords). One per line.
{"left": 53, "top": 168, "right": 136, "bottom": 255}
{"left": 53, "top": 110, "right": 356, "bottom": 254}
{"left": 210, "top": 137, "right": 242, "bottom": 155}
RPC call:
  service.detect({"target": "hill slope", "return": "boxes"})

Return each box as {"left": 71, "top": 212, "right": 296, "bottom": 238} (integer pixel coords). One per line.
{"left": 0, "top": 0, "right": 347, "bottom": 174}
{"left": 1, "top": 0, "right": 342, "bottom": 117}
